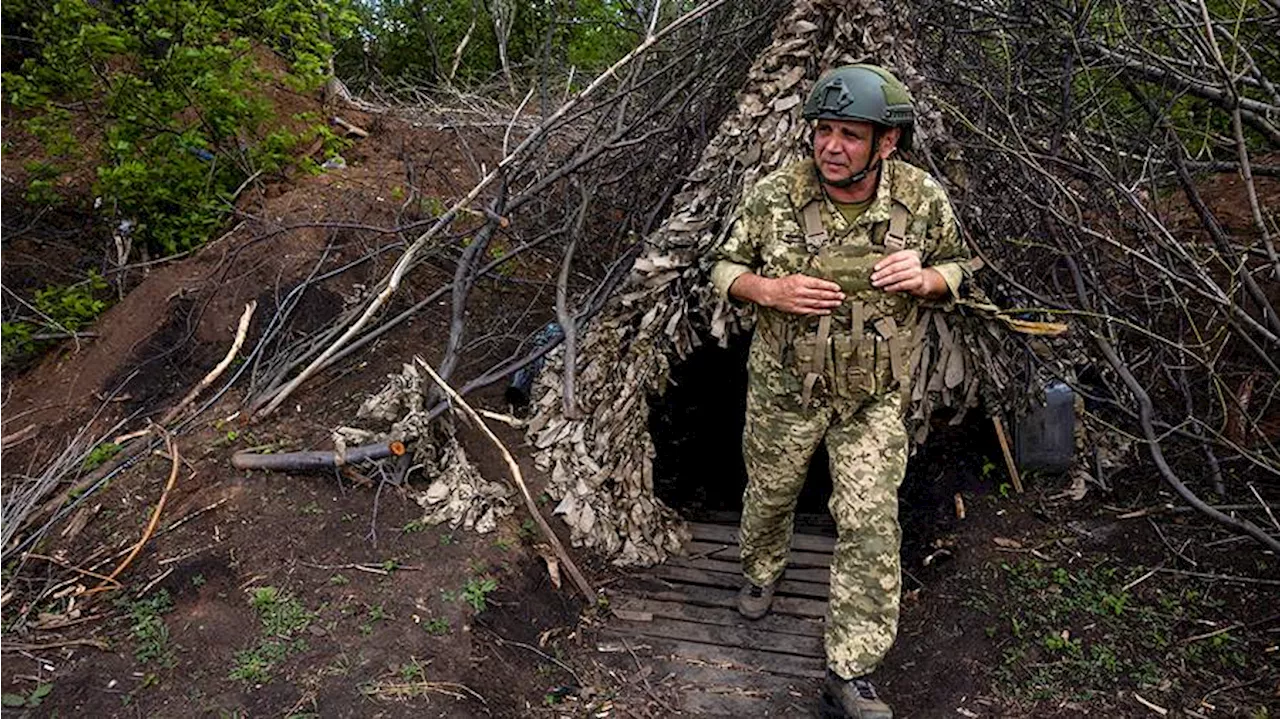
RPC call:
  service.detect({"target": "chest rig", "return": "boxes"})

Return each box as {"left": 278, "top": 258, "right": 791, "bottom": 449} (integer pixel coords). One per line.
{"left": 796, "top": 198, "right": 911, "bottom": 406}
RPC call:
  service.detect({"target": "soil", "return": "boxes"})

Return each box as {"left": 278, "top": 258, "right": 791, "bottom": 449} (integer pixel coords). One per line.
{"left": 3, "top": 88, "right": 1278, "bottom": 719}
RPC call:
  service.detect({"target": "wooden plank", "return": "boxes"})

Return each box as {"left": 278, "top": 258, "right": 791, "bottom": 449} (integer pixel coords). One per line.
{"left": 679, "top": 689, "right": 776, "bottom": 716}
{"left": 653, "top": 565, "right": 830, "bottom": 600}
{"left": 689, "top": 522, "right": 835, "bottom": 553}
{"left": 650, "top": 660, "right": 817, "bottom": 695}
{"left": 612, "top": 596, "right": 825, "bottom": 638}
{"left": 611, "top": 617, "right": 823, "bottom": 658}
{"left": 682, "top": 541, "right": 833, "bottom": 568}
{"left": 691, "top": 510, "right": 838, "bottom": 537}
{"left": 602, "top": 633, "right": 825, "bottom": 679}
{"left": 633, "top": 585, "right": 828, "bottom": 619}
{"left": 668, "top": 555, "right": 831, "bottom": 585}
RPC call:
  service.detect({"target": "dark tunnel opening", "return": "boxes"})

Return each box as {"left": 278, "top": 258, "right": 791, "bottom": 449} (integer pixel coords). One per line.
{"left": 648, "top": 328, "right": 1007, "bottom": 560}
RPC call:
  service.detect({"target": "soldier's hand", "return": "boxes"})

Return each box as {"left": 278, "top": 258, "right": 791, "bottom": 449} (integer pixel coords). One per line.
{"left": 872, "top": 250, "right": 933, "bottom": 296}
{"left": 763, "top": 274, "right": 845, "bottom": 315}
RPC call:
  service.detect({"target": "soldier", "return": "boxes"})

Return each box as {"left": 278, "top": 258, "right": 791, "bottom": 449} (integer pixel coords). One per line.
{"left": 708, "top": 65, "right": 972, "bottom": 719}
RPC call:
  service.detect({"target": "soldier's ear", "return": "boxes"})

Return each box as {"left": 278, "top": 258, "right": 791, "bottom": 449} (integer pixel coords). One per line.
{"left": 878, "top": 127, "right": 902, "bottom": 159}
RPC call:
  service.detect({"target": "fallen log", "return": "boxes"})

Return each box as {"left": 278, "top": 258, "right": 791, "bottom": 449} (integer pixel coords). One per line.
{"left": 232, "top": 440, "right": 405, "bottom": 472}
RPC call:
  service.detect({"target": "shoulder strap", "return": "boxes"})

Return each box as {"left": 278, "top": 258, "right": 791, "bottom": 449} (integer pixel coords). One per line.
{"left": 802, "top": 201, "right": 828, "bottom": 247}
{"left": 885, "top": 201, "right": 909, "bottom": 253}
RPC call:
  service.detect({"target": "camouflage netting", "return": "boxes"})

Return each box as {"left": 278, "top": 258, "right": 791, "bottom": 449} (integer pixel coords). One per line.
{"left": 525, "top": 0, "right": 1053, "bottom": 566}
{"left": 347, "top": 363, "right": 513, "bottom": 534}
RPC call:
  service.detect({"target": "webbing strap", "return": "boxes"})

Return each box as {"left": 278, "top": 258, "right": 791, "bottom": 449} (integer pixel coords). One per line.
{"left": 800, "top": 313, "right": 832, "bottom": 406}
{"left": 851, "top": 301, "right": 873, "bottom": 391}
{"left": 875, "top": 316, "right": 907, "bottom": 384}
{"left": 802, "top": 201, "right": 828, "bottom": 249}
{"left": 885, "top": 202, "right": 909, "bottom": 253}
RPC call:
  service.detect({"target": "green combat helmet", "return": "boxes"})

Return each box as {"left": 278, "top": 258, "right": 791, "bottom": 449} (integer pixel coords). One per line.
{"left": 802, "top": 64, "right": 915, "bottom": 148}
{"left": 803, "top": 65, "right": 915, "bottom": 189}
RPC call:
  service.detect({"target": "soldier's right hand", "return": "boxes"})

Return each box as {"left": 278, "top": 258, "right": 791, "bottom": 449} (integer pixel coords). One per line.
{"left": 762, "top": 274, "right": 845, "bottom": 315}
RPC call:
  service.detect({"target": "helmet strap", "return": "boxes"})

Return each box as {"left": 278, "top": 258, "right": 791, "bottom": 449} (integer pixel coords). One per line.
{"left": 817, "top": 125, "right": 882, "bottom": 189}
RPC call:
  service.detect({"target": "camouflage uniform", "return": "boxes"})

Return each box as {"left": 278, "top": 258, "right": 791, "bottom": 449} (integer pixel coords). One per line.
{"left": 709, "top": 157, "right": 970, "bottom": 679}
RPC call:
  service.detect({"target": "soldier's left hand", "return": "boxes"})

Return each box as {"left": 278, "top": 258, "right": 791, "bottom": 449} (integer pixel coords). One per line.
{"left": 872, "top": 250, "right": 926, "bottom": 294}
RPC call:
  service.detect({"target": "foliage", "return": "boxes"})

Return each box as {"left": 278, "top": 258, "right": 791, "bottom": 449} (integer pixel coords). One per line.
{"left": 127, "top": 590, "right": 176, "bottom": 667}
{"left": 230, "top": 587, "right": 314, "bottom": 683}
{"left": 336, "top": 0, "right": 648, "bottom": 88}
{"left": 2, "top": 0, "right": 359, "bottom": 255}
{"left": 1, "top": 684, "right": 52, "bottom": 709}
{"left": 461, "top": 575, "right": 498, "bottom": 613}
{"left": 979, "top": 560, "right": 1255, "bottom": 703}
{"left": 2, "top": 271, "right": 110, "bottom": 366}
{"left": 82, "top": 442, "right": 122, "bottom": 471}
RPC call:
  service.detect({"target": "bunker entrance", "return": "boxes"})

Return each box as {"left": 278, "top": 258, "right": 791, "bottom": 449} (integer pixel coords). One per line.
{"left": 649, "top": 329, "right": 1004, "bottom": 555}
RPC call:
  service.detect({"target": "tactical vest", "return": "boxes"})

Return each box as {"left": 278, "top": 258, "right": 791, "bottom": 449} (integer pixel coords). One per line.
{"left": 791, "top": 198, "right": 912, "bottom": 406}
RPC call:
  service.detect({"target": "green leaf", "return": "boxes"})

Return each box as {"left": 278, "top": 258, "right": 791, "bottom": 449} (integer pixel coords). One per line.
{"left": 1, "top": 694, "right": 27, "bottom": 707}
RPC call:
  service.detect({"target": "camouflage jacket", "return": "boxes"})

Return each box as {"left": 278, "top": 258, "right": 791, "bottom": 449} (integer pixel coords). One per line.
{"left": 709, "top": 158, "right": 972, "bottom": 400}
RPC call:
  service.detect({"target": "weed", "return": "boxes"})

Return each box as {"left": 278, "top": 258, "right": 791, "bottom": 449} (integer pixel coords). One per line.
{"left": 299, "top": 502, "right": 323, "bottom": 515}
{"left": 367, "top": 603, "right": 389, "bottom": 623}
{"left": 518, "top": 518, "right": 538, "bottom": 541}
{"left": 401, "top": 519, "right": 428, "bottom": 533}
{"left": 328, "top": 574, "right": 349, "bottom": 586}
{"left": 127, "top": 591, "right": 175, "bottom": 667}
{"left": 423, "top": 617, "right": 450, "bottom": 636}
{"left": 438, "top": 533, "right": 455, "bottom": 546}
{"left": 191, "top": 573, "right": 206, "bottom": 588}
{"left": 2, "top": 684, "right": 52, "bottom": 708}
{"left": 381, "top": 558, "right": 400, "bottom": 572}
{"left": 230, "top": 587, "right": 314, "bottom": 684}
{"left": 462, "top": 576, "right": 498, "bottom": 613}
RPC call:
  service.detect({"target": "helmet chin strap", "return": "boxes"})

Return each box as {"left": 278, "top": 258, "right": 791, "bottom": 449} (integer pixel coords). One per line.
{"left": 817, "top": 125, "right": 882, "bottom": 189}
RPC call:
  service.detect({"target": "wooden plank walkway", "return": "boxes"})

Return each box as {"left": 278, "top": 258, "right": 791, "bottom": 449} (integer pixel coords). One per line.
{"left": 602, "top": 521, "right": 833, "bottom": 716}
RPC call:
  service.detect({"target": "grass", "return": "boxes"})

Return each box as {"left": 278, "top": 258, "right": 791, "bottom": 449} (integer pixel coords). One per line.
{"left": 423, "top": 617, "right": 450, "bottom": 636}
{"left": 981, "top": 559, "right": 1255, "bottom": 704}
{"left": 229, "top": 587, "right": 315, "bottom": 684}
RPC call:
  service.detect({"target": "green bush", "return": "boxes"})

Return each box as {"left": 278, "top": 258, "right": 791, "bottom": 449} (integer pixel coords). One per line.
{"left": 3, "top": 0, "right": 359, "bottom": 255}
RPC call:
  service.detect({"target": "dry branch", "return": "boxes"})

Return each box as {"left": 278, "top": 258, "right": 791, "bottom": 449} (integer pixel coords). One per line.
{"left": 414, "top": 356, "right": 595, "bottom": 601}
{"left": 161, "top": 300, "right": 257, "bottom": 425}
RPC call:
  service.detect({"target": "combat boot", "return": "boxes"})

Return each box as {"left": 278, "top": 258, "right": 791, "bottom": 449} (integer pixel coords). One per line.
{"left": 820, "top": 670, "right": 893, "bottom": 719}
{"left": 736, "top": 581, "right": 775, "bottom": 619}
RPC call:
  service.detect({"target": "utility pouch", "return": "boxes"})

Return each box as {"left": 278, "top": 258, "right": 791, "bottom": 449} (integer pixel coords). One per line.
{"left": 816, "top": 245, "right": 885, "bottom": 295}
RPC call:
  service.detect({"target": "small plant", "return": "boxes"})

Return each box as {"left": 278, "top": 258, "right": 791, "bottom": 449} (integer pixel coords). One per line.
{"left": 328, "top": 574, "right": 349, "bottom": 586}
{"left": 518, "top": 518, "right": 538, "bottom": 541}
{"left": 299, "top": 502, "right": 323, "bottom": 515}
{"left": 380, "top": 558, "right": 400, "bottom": 573}
{"left": 366, "top": 603, "right": 389, "bottom": 623}
{"left": 2, "top": 684, "right": 52, "bottom": 708}
{"left": 82, "top": 442, "right": 122, "bottom": 471}
{"left": 462, "top": 576, "right": 498, "bottom": 613}
{"left": 230, "top": 587, "right": 314, "bottom": 684}
{"left": 438, "top": 533, "right": 455, "bottom": 546}
{"left": 423, "top": 617, "right": 450, "bottom": 636}
{"left": 128, "top": 591, "right": 176, "bottom": 666}
{"left": 401, "top": 519, "right": 428, "bottom": 533}
{"left": 191, "top": 573, "right": 206, "bottom": 588}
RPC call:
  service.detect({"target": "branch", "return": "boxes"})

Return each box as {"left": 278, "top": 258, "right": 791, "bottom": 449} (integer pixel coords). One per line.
{"left": 414, "top": 356, "right": 595, "bottom": 601}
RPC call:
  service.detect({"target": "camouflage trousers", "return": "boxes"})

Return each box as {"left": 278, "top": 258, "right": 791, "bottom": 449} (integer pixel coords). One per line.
{"left": 739, "top": 342, "right": 908, "bottom": 679}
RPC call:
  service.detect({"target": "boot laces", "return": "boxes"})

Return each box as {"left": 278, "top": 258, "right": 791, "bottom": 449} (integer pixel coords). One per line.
{"left": 851, "top": 679, "right": 878, "bottom": 701}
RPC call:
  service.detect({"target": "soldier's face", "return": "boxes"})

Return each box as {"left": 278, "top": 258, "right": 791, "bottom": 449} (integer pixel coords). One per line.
{"left": 813, "top": 119, "right": 900, "bottom": 183}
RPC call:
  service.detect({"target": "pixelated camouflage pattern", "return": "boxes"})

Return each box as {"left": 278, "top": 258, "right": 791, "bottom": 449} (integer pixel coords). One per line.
{"left": 739, "top": 338, "right": 908, "bottom": 678}
{"left": 717, "top": 157, "right": 968, "bottom": 678}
